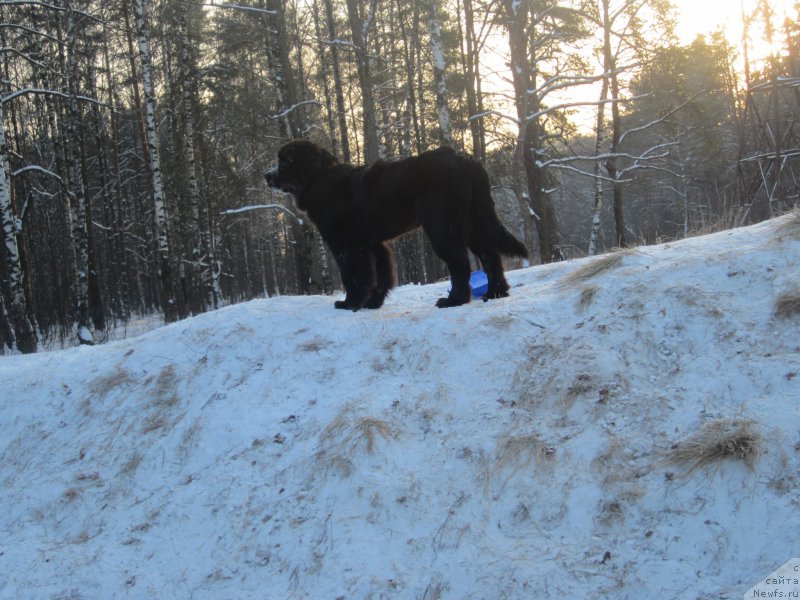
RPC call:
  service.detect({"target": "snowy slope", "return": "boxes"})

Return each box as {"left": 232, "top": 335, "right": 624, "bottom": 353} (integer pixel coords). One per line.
{"left": 1, "top": 214, "right": 799, "bottom": 599}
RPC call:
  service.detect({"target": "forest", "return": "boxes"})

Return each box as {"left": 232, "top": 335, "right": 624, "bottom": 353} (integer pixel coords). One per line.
{"left": 0, "top": 0, "right": 798, "bottom": 353}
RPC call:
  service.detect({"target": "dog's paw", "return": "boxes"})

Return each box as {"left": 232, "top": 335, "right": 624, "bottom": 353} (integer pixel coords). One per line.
{"left": 334, "top": 300, "right": 360, "bottom": 311}
{"left": 363, "top": 296, "right": 386, "bottom": 310}
{"left": 435, "top": 297, "right": 468, "bottom": 308}
{"left": 482, "top": 290, "right": 510, "bottom": 301}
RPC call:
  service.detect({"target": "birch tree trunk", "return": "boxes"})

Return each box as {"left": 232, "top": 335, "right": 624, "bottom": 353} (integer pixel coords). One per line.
{"left": 599, "top": 0, "right": 627, "bottom": 247}
{"left": 206, "top": 208, "right": 222, "bottom": 309}
{"left": 0, "top": 101, "right": 37, "bottom": 353}
{"left": 134, "top": 0, "right": 178, "bottom": 322}
{"left": 411, "top": 1, "right": 428, "bottom": 152}
{"left": 427, "top": 0, "right": 452, "bottom": 147}
{"left": 588, "top": 73, "right": 609, "bottom": 256}
{"left": 589, "top": 0, "right": 616, "bottom": 256}
{"left": 0, "top": 285, "right": 15, "bottom": 352}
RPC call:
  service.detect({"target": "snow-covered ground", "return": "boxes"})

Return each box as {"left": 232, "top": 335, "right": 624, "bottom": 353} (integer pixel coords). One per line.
{"left": 1, "top": 213, "right": 798, "bottom": 599}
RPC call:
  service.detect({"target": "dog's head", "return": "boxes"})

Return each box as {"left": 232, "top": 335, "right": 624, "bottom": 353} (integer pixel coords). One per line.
{"left": 265, "top": 140, "right": 337, "bottom": 196}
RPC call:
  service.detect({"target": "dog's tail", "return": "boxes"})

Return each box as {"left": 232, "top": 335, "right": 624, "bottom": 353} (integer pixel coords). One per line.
{"left": 469, "top": 158, "right": 529, "bottom": 259}
{"left": 496, "top": 222, "right": 529, "bottom": 259}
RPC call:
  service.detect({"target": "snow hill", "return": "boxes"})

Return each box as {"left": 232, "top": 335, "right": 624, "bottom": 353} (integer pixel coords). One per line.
{"left": 1, "top": 214, "right": 799, "bottom": 600}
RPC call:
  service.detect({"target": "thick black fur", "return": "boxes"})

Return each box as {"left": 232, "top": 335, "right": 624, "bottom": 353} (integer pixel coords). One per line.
{"left": 265, "top": 140, "right": 528, "bottom": 310}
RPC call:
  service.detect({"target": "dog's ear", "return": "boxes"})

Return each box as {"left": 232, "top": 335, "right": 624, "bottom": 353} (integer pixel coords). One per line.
{"left": 307, "top": 143, "right": 337, "bottom": 174}
{"left": 285, "top": 141, "right": 337, "bottom": 187}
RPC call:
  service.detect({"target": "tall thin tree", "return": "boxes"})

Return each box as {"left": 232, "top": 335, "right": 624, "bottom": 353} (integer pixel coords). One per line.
{"left": 346, "top": 0, "right": 380, "bottom": 162}
{"left": 427, "top": 0, "right": 453, "bottom": 147}
{"left": 502, "top": 0, "right": 563, "bottom": 263}
{"left": 65, "top": 0, "right": 94, "bottom": 342}
{"left": 323, "top": 0, "right": 351, "bottom": 161}
{"left": 0, "top": 100, "right": 37, "bottom": 353}
{"left": 134, "top": 0, "right": 178, "bottom": 322}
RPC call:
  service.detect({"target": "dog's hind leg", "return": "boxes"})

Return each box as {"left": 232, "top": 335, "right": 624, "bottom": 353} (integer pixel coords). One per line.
{"left": 472, "top": 245, "right": 510, "bottom": 300}
{"left": 466, "top": 157, "right": 526, "bottom": 299}
{"left": 435, "top": 253, "right": 471, "bottom": 307}
{"left": 473, "top": 255, "right": 509, "bottom": 300}
{"left": 425, "top": 230, "right": 472, "bottom": 308}
{"left": 420, "top": 204, "right": 472, "bottom": 308}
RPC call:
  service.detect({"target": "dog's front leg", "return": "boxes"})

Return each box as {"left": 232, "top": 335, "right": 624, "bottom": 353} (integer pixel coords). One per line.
{"left": 331, "top": 244, "right": 377, "bottom": 311}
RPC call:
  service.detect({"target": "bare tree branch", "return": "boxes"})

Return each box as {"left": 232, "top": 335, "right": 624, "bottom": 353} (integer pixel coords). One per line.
{"left": 267, "top": 100, "right": 322, "bottom": 121}
{"left": 220, "top": 203, "right": 304, "bottom": 224}
{"left": 2, "top": 88, "right": 111, "bottom": 109}
{"left": 202, "top": 2, "right": 276, "bottom": 14}
{"left": 10, "top": 165, "right": 63, "bottom": 182}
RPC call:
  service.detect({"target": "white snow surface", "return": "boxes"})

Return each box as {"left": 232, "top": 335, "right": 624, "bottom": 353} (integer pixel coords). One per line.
{"left": 1, "top": 215, "right": 799, "bottom": 599}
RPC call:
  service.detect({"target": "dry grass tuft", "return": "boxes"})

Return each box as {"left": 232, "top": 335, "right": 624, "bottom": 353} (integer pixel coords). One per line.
{"left": 487, "top": 432, "right": 556, "bottom": 492}
{"left": 562, "top": 374, "right": 593, "bottom": 409}
{"left": 684, "top": 206, "right": 749, "bottom": 238}
{"left": 352, "top": 417, "right": 393, "bottom": 454}
{"left": 317, "top": 414, "right": 396, "bottom": 476}
{"left": 149, "top": 365, "right": 180, "bottom": 409}
{"left": 298, "top": 337, "right": 330, "bottom": 353}
{"left": 119, "top": 452, "right": 143, "bottom": 476}
{"left": 496, "top": 433, "right": 555, "bottom": 474}
{"left": 774, "top": 289, "right": 800, "bottom": 319}
{"left": 142, "top": 415, "right": 169, "bottom": 434}
{"left": 485, "top": 314, "right": 515, "bottom": 330}
{"left": 88, "top": 367, "right": 133, "bottom": 396}
{"left": 578, "top": 285, "right": 598, "bottom": 310}
{"left": 597, "top": 499, "right": 625, "bottom": 527}
{"left": 558, "top": 249, "right": 632, "bottom": 289}
{"left": 667, "top": 418, "right": 761, "bottom": 474}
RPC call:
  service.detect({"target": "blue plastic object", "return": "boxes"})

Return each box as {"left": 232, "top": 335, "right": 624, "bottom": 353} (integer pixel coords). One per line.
{"left": 470, "top": 270, "right": 488, "bottom": 298}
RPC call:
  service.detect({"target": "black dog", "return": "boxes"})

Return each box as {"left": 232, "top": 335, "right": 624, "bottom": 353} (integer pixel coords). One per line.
{"left": 265, "top": 140, "right": 528, "bottom": 310}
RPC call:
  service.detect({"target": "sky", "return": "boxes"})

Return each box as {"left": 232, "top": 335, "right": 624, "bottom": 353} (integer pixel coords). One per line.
{"left": 477, "top": 0, "right": 794, "bottom": 137}
{"left": 672, "top": 0, "right": 791, "bottom": 62}
{"left": 673, "top": 0, "right": 746, "bottom": 42}
{"left": 1, "top": 212, "right": 798, "bottom": 598}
